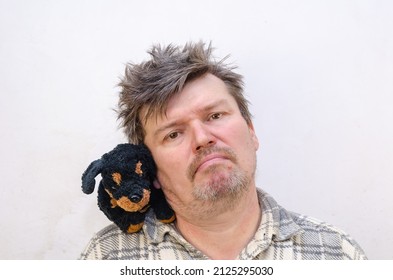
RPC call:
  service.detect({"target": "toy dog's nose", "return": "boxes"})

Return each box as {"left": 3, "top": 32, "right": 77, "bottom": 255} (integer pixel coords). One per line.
{"left": 130, "top": 194, "right": 142, "bottom": 203}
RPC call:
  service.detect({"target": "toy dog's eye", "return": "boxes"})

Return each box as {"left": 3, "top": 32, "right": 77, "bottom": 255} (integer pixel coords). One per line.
{"left": 112, "top": 172, "right": 122, "bottom": 186}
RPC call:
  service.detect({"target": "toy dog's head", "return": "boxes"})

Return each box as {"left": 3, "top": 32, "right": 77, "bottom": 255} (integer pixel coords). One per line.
{"left": 81, "top": 144, "right": 156, "bottom": 212}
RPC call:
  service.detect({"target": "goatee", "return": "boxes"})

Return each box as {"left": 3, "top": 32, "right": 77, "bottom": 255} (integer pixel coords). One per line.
{"left": 188, "top": 147, "right": 250, "bottom": 210}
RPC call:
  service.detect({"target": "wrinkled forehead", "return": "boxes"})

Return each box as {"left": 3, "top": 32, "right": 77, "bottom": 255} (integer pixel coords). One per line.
{"left": 139, "top": 73, "right": 219, "bottom": 124}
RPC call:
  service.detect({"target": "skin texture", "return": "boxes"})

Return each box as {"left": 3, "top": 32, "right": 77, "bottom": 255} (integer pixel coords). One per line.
{"left": 143, "top": 73, "right": 261, "bottom": 259}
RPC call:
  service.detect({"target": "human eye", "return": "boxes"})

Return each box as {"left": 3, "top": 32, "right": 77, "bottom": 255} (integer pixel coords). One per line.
{"left": 209, "top": 112, "right": 223, "bottom": 120}
{"left": 164, "top": 131, "right": 180, "bottom": 142}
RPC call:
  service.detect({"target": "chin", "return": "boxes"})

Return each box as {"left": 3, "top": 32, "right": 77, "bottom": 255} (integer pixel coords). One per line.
{"left": 192, "top": 168, "right": 249, "bottom": 202}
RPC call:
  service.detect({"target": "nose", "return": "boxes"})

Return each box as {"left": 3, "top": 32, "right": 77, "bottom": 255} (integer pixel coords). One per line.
{"left": 192, "top": 121, "right": 216, "bottom": 152}
{"left": 130, "top": 194, "right": 142, "bottom": 203}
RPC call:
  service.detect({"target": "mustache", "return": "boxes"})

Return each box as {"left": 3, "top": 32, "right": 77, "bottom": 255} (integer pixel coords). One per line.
{"left": 187, "top": 146, "right": 237, "bottom": 180}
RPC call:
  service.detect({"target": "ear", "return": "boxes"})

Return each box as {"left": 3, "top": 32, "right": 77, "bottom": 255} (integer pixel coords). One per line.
{"left": 248, "top": 121, "right": 259, "bottom": 151}
{"left": 153, "top": 179, "right": 162, "bottom": 189}
{"left": 81, "top": 159, "right": 103, "bottom": 194}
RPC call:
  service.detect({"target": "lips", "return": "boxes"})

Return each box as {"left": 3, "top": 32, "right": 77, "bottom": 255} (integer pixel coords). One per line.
{"left": 196, "top": 154, "right": 228, "bottom": 173}
{"left": 187, "top": 147, "right": 237, "bottom": 180}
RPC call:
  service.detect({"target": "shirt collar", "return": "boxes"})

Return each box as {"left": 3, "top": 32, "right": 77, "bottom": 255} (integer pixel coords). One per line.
{"left": 143, "top": 210, "right": 176, "bottom": 244}
{"left": 144, "top": 209, "right": 208, "bottom": 259}
{"left": 237, "top": 189, "right": 303, "bottom": 259}
{"left": 257, "top": 189, "right": 303, "bottom": 242}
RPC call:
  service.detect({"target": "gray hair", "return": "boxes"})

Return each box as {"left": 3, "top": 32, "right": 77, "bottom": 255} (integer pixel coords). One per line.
{"left": 117, "top": 41, "right": 252, "bottom": 144}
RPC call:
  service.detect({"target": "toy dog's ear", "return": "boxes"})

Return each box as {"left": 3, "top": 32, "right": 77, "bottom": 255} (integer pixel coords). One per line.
{"left": 81, "top": 159, "right": 103, "bottom": 194}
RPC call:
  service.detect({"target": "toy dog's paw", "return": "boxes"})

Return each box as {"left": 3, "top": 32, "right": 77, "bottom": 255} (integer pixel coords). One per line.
{"left": 159, "top": 214, "right": 176, "bottom": 224}
{"left": 127, "top": 222, "right": 144, "bottom": 233}
{"left": 156, "top": 208, "right": 176, "bottom": 224}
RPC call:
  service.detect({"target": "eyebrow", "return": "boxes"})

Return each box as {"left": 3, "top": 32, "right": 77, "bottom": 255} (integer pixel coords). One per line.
{"left": 152, "top": 99, "right": 230, "bottom": 138}
{"left": 153, "top": 120, "right": 183, "bottom": 138}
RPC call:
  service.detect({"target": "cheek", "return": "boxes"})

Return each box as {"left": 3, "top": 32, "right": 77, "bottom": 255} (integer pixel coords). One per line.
{"left": 224, "top": 121, "right": 258, "bottom": 151}
{"left": 228, "top": 124, "right": 259, "bottom": 169}
{"left": 153, "top": 151, "right": 189, "bottom": 187}
{"left": 156, "top": 167, "right": 172, "bottom": 188}
{"left": 155, "top": 160, "right": 194, "bottom": 204}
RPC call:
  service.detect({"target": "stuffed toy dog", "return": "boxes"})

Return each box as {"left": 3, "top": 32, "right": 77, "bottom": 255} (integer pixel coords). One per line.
{"left": 81, "top": 143, "right": 175, "bottom": 233}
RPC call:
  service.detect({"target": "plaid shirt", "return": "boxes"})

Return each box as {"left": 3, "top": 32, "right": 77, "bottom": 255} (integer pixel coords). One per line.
{"left": 80, "top": 189, "right": 367, "bottom": 260}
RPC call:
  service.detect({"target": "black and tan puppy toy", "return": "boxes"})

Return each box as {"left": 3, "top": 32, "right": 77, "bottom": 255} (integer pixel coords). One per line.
{"left": 81, "top": 144, "right": 175, "bottom": 233}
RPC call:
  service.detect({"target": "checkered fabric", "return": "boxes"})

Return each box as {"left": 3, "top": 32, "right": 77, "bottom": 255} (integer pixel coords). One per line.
{"left": 79, "top": 189, "right": 367, "bottom": 260}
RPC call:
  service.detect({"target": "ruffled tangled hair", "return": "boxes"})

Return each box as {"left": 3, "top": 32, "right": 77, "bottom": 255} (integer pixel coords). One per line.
{"left": 117, "top": 41, "right": 251, "bottom": 144}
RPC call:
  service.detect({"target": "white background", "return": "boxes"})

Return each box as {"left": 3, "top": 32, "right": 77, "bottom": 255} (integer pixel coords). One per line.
{"left": 0, "top": 0, "right": 392, "bottom": 260}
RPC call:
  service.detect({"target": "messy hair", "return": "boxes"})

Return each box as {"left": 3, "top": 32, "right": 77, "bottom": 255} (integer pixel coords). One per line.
{"left": 117, "top": 41, "right": 252, "bottom": 144}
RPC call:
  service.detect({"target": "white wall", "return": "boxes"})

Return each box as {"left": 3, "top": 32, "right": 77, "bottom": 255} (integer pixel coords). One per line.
{"left": 1, "top": 0, "right": 392, "bottom": 259}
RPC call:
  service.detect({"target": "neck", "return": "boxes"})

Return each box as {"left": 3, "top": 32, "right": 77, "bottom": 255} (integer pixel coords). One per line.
{"left": 174, "top": 187, "right": 261, "bottom": 259}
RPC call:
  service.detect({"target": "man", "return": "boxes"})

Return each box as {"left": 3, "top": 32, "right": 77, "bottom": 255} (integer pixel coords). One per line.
{"left": 80, "top": 42, "right": 366, "bottom": 260}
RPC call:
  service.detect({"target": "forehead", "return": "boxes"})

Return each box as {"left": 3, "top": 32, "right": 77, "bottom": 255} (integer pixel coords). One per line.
{"left": 140, "top": 74, "right": 235, "bottom": 124}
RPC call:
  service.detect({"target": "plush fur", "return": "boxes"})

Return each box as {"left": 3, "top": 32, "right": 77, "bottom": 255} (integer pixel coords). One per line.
{"left": 81, "top": 143, "right": 175, "bottom": 233}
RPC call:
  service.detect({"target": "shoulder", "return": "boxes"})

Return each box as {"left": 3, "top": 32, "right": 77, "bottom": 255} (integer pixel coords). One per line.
{"left": 79, "top": 223, "right": 148, "bottom": 260}
{"left": 79, "top": 210, "right": 185, "bottom": 260}
{"left": 288, "top": 211, "right": 367, "bottom": 260}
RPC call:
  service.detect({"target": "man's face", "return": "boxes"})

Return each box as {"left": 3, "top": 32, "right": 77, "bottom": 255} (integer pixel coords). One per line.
{"left": 143, "top": 74, "right": 259, "bottom": 215}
